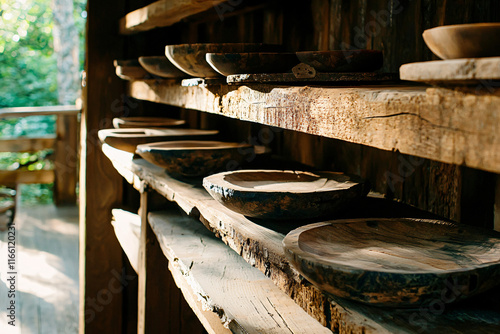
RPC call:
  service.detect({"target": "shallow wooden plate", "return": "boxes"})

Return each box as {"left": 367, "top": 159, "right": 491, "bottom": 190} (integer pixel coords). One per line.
{"left": 296, "top": 50, "right": 383, "bottom": 72}
{"left": 205, "top": 53, "right": 300, "bottom": 76}
{"left": 400, "top": 57, "right": 500, "bottom": 85}
{"left": 137, "top": 140, "right": 253, "bottom": 177}
{"left": 112, "top": 117, "right": 186, "bottom": 129}
{"left": 423, "top": 23, "right": 500, "bottom": 59}
{"left": 283, "top": 218, "right": 500, "bottom": 307}
{"left": 114, "top": 59, "right": 149, "bottom": 80}
{"left": 138, "top": 56, "right": 187, "bottom": 78}
{"left": 203, "top": 170, "right": 368, "bottom": 220}
{"left": 98, "top": 128, "right": 219, "bottom": 153}
{"left": 165, "top": 43, "right": 281, "bottom": 78}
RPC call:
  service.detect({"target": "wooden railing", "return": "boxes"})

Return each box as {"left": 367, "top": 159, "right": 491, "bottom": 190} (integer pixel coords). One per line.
{"left": 0, "top": 105, "right": 80, "bottom": 205}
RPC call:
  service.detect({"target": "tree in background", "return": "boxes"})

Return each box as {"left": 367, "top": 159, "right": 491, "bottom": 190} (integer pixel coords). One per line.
{"left": 0, "top": 0, "right": 86, "bottom": 108}
{"left": 52, "top": 0, "right": 80, "bottom": 105}
{"left": 0, "top": 0, "right": 86, "bottom": 203}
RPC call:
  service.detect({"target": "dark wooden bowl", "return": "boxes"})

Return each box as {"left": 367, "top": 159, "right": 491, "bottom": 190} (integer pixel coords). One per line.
{"left": 112, "top": 117, "right": 186, "bottom": 129}
{"left": 205, "top": 53, "right": 300, "bottom": 76}
{"left": 98, "top": 128, "right": 219, "bottom": 153}
{"left": 138, "top": 56, "right": 187, "bottom": 78}
{"left": 423, "top": 23, "right": 500, "bottom": 59}
{"left": 203, "top": 170, "right": 368, "bottom": 220}
{"left": 296, "top": 50, "right": 383, "bottom": 72}
{"left": 136, "top": 141, "right": 253, "bottom": 177}
{"left": 165, "top": 43, "right": 282, "bottom": 78}
{"left": 283, "top": 218, "right": 500, "bottom": 307}
{"left": 114, "top": 59, "right": 149, "bottom": 80}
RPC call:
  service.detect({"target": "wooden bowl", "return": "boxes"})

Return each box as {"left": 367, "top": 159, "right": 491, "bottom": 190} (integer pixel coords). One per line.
{"left": 296, "top": 50, "right": 383, "bottom": 72}
{"left": 165, "top": 43, "right": 281, "bottom": 78}
{"left": 283, "top": 218, "right": 500, "bottom": 307}
{"left": 205, "top": 53, "right": 300, "bottom": 76}
{"left": 112, "top": 117, "right": 186, "bottom": 129}
{"left": 114, "top": 59, "right": 149, "bottom": 80}
{"left": 136, "top": 141, "right": 253, "bottom": 177}
{"left": 423, "top": 23, "right": 500, "bottom": 59}
{"left": 138, "top": 56, "right": 187, "bottom": 78}
{"left": 203, "top": 170, "right": 368, "bottom": 220}
{"left": 98, "top": 128, "right": 219, "bottom": 153}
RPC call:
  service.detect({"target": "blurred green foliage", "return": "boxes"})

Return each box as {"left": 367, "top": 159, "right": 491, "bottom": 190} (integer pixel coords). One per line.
{"left": 0, "top": 0, "right": 86, "bottom": 204}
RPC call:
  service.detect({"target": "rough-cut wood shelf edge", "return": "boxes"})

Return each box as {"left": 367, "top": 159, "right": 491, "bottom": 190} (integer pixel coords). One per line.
{"left": 128, "top": 80, "right": 500, "bottom": 174}
{"left": 111, "top": 209, "right": 141, "bottom": 273}
{"left": 148, "top": 210, "right": 331, "bottom": 333}
{"left": 119, "top": 0, "right": 227, "bottom": 34}
{"left": 0, "top": 105, "right": 81, "bottom": 118}
{"left": 103, "top": 144, "right": 500, "bottom": 334}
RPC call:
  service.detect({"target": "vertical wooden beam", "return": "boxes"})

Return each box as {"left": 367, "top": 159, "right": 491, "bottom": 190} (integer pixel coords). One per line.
{"left": 54, "top": 114, "right": 78, "bottom": 205}
{"left": 494, "top": 175, "right": 500, "bottom": 232}
{"left": 79, "top": 0, "right": 126, "bottom": 332}
{"left": 137, "top": 184, "right": 184, "bottom": 333}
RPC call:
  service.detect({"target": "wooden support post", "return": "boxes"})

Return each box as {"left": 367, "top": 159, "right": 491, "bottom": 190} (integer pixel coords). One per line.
{"left": 79, "top": 0, "right": 126, "bottom": 332}
{"left": 137, "top": 183, "right": 184, "bottom": 334}
{"left": 495, "top": 175, "right": 500, "bottom": 232}
{"left": 54, "top": 114, "right": 79, "bottom": 205}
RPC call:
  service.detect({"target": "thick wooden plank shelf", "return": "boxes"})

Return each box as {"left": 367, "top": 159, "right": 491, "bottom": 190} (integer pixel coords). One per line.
{"left": 111, "top": 209, "right": 141, "bottom": 273}
{"left": 148, "top": 210, "right": 330, "bottom": 333}
{"left": 103, "top": 143, "right": 500, "bottom": 333}
{"left": 120, "top": 0, "right": 227, "bottom": 34}
{"left": 129, "top": 80, "right": 500, "bottom": 174}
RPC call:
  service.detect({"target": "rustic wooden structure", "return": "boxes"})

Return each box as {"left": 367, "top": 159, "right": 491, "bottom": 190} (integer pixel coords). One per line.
{"left": 0, "top": 105, "right": 79, "bottom": 205}
{"left": 81, "top": 0, "right": 500, "bottom": 333}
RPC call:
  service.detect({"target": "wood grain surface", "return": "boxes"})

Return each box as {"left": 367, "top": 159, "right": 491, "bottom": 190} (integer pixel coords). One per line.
{"left": 203, "top": 169, "right": 368, "bottom": 219}
{"left": 400, "top": 57, "right": 500, "bottom": 84}
{"left": 148, "top": 210, "right": 332, "bottom": 333}
{"left": 283, "top": 218, "right": 500, "bottom": 306}
{"left": 128, "top": 80, "right": 500, "bottom": 174}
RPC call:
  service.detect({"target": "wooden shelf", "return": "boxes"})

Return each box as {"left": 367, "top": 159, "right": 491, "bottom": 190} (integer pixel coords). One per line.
{"left": 111, "top": 209, "right": 141, "bottom": 273}
{"left": 103, "top": 143, "right": 500, "bottom": 333}
{"left": 129, "top": 80, "right": 500, "bottom": 174}
{"left": 148, "top": 210, "right": 330, "bottom": 333}
{"left": 119, "top": 0, "right": 227, "bottom": 34}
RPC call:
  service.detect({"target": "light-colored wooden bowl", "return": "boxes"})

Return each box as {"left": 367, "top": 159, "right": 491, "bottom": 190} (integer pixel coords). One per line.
{"left": 165, "top": 43, "right": 281, "bottom": 78}
{"left": 203, "top": 170, "right": 368, "bottom": 220}
{"left": 136, "top": 141, "right": 253, "bottom": 177}
{"left": 423, "top": 23, "right": 500, "bottom": 59}
{"left": 97, "top": 128, "right": 219, "bottom": 153}
{"left": 112, "top": 117, "right": 186, "bottom": 129}
{"left": 296, "top": 50, "right": 383, "bottom": 72}
{"left": 206, "top": 53, "right": 300, "bottom": 76}
{"left": 283, "top": 218, "right": 500, "bottom": 307}
{"left": 138, "top": 56, "right": 187, "bottom": 78}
